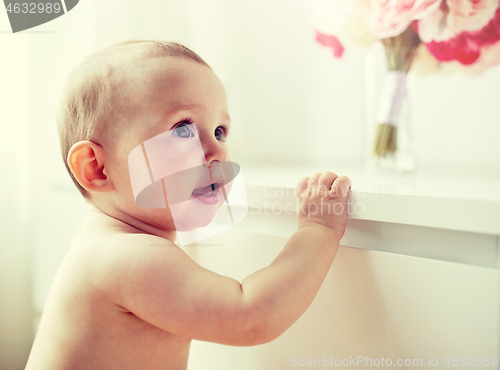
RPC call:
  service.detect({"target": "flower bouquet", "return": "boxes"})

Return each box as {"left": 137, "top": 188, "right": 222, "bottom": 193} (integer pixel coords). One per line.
{"left": 314, "top": 0, "right": 500, "bottom": 170}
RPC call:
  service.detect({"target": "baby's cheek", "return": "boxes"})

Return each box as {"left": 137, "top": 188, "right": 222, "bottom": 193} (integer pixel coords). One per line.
{"left": 170, "top": 144, "right": 207, "bottom": 172}
{"left": 110, "top": 160, "right": 131, "bottom": 191}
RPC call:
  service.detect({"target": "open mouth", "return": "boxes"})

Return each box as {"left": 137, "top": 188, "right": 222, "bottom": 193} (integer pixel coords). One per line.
{"left": 191, "top": 182, "right": 223, "bottom": 198}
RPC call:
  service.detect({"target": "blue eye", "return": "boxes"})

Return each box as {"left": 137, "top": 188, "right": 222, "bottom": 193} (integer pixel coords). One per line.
{"left": 215, "top": 127, "right": 226, "bottom": 141}
{"left": 173, "top": 124, "right": 193, "bottom": 138}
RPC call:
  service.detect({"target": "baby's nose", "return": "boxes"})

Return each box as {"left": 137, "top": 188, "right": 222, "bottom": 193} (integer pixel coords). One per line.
{"left": 204, "top": 142, "right": 228, "bottom": 164}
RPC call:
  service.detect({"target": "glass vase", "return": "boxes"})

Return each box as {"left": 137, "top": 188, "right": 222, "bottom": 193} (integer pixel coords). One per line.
{"left": 364, "top": 44, "right": 417, "bottom": 174}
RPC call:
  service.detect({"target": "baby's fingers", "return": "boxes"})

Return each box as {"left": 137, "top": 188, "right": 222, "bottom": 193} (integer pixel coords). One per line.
{"left": 296, "top": 176, "right": 310, "bottom": 198}
{"left": 306, "top": 173, "right": 323, "bottom": 197}
{"left": 330, "top": 175, "right": 351, "bottom": 199}
{"left": 318, "top": 172, "right": 338, "bottom": 195}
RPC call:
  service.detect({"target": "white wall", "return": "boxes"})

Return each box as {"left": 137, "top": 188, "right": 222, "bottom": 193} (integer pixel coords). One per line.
{"left": 185, "top": 0, "right": 500, "bottom": 171}
{"left": 0, "top": 36, "right": 34, "bottom": 370}
{"left": 1, "top": 0, "right": 499, "bottom": 368}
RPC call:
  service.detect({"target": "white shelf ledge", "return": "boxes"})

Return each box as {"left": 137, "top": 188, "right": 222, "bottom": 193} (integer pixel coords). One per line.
{"left": 241, "top": 164, "right": 500, "bottom": 236}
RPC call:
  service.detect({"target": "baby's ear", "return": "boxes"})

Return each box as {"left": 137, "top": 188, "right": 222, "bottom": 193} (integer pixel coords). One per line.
{"left": 67, "top": 141, "right": 114, "bottom": 193}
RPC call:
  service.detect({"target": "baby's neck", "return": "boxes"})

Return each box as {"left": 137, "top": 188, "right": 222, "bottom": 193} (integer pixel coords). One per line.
{"left": 88, "top": 203, "right": 177, "bottom": 243}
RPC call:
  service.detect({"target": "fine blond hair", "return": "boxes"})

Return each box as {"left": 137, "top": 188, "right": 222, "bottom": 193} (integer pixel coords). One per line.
{"left": 57, "top": 39, "right": 211, "bottom": 200}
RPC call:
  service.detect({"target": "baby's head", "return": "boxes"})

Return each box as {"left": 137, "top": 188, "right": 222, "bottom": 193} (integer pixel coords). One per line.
{"left": 58, "top": 40, "right": 232, "bottom": 237}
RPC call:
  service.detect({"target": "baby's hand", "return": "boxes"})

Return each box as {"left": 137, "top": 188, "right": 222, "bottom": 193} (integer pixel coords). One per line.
{"left": 296, "top": 172, "right": 351, "bottom": 241}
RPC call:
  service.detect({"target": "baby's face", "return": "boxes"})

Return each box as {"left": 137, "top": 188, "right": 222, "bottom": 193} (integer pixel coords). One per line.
{"left": 103, "top": 57, "right": 231, "bottom": 233}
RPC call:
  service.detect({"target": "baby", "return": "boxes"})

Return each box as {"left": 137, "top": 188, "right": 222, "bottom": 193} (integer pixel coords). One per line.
{"left": 25, "top": 40, "right": 351, "bottom": 370}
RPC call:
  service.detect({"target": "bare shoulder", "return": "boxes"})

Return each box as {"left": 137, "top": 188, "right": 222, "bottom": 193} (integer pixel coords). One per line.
{"left": 73, "top": 225, "right": 188, "bottom": 310}
{"left": 26, "top": 216, "right": 195, "bottom": 370}
{"left": 64, "top": 209, "right": 263, "bottom": 345}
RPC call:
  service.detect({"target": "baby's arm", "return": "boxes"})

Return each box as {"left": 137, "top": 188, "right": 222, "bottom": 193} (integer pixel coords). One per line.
{"left": 116, "top": 171, "right": 350, "bottom": 346}
{"left": 240, "top": 172, "right": 350, "bottom": 340}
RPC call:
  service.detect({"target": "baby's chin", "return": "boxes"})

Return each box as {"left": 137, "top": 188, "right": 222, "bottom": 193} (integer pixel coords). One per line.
{"left": 127, "top": 197, "right": 223, "bottom": 233}
{"left": 167, "top": 197, "right": 224, "bottom": 231}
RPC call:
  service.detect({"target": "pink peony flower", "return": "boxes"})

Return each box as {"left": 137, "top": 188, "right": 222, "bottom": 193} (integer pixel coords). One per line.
{"left": 425, "top": 31, "right": 483, "bottom": 63}
{"left": 313, "top": 0, "right": 377, "bottom": 47}
{"left": 465, "top": 38, "right": 500, "bottom": 74}
{"left": 418, "top": 0, "right": 499, "bottom": 42}
{"left": 315, "top": 30, "right": 345, "bottom": 58}
{"left": 448, "top": 0, "right": 498, "bottom": 33}
{"left": 422, "top": 4, "right": 500, "bottom": 65}
{"left": 370, "top": 0, "right": 442, "bottom": 38}
{"left": 314, "top": 0, "right": 500, "bottom": 74}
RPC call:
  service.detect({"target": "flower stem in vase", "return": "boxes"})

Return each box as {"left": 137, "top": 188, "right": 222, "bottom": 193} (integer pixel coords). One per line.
{"left": 372, "top": 26, "right": 421, "bottom": 162}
